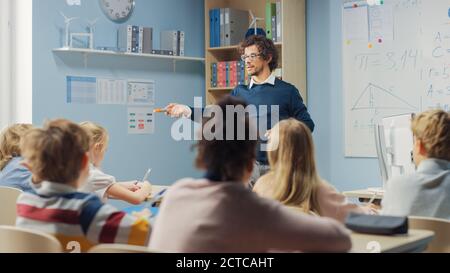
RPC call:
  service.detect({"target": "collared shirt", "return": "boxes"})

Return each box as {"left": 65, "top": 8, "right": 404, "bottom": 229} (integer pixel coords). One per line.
{"left": 16, "top": 180, "right": 151, "bottom": 252}
{"left": 248, "top": 73, "right": 276, "bottom": 89}
{"left": 0, "top": 157, "right": 33, "bottom": 192}
{"left": 382, "top": 158, "right": 450, "bottom": 220}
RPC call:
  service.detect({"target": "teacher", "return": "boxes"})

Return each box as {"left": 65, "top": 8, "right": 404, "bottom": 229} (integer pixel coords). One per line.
{"left": 165, "top": 35, "right": 315, "bottom": 188}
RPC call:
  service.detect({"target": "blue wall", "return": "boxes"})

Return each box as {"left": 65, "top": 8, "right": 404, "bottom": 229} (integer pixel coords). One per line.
{"left": 33, "top": 0, "right": 205, "bottom": 185}
{"left": 307, "top": 0, "right": 382, "bottom": 191}
{"left": 33, "top": 0, "right": 381, "bottom": 191}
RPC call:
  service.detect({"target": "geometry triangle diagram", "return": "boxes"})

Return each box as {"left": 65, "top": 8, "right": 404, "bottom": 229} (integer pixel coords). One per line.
{"left": 352, "top": 83, "right": 418, "bottom": 111}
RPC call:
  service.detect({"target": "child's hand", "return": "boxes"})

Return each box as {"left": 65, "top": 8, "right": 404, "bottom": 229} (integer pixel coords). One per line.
{"left": 140, "top": 181, "right": 153, "bottom": 197}
{"left": 122, "top": 181, "right": 141, "bottom": 192}
{"left": 132, "top": 208, "right": 152, "bottom": 219}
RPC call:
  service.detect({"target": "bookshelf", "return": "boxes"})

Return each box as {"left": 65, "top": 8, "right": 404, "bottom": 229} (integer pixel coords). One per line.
{"left": 204, "top": 0, "right": 306, "bottom": 105}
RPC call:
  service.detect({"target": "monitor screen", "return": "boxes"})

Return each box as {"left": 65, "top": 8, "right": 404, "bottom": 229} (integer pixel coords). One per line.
{"left": 375, "top": 113, "right": 416, "bottom": 189}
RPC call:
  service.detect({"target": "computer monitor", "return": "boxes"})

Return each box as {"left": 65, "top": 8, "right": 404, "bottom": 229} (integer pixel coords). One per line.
{"left": 375, "top": 113, "right": 416, "bottom": 189}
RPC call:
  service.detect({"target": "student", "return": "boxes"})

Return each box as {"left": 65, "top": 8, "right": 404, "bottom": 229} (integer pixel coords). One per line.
{"left": 16, "top": 119, "right": 151, "bottom": 252}
{"left": 149, "top": 96, "right": 351, "bottom": 253}
{"left": 79, "top": 122, "right": 152, "bottom": 205}
{"left": 0, "top": 124, "right": 34, "bottom": 192}
{"left": 253, "top": 119, "right": 376, "bottom": 223}
{"left": 382, "top": 110, "right": 450, "bottom": 220}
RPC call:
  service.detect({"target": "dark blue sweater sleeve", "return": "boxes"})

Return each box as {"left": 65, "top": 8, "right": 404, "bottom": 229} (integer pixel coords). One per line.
{"left": 290, "top": 88, "right": 315, "bottom": 132}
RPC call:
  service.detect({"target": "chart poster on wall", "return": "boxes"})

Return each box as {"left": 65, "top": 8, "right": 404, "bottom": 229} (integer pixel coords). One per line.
{"left": 128, "top": 107, "right": 154, "bottom": 135}
{"left": 97, "top": 79, "right": 127, "bottom": 105}
{"left": 127, "top": 80, "right": 155, "bottom": 105}
{"left": 342, "top": 0, "right": 450, "bottom": 158}
{"left": 66, "top": 76, "right": 97, "bottom": 104}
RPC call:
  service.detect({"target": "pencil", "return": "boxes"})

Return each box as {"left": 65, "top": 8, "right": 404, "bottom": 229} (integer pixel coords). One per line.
{"left": 154, "top": 108, "right": 167, "bottom": 113}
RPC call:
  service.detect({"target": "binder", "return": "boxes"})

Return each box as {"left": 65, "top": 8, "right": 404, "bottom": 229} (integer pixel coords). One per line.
{"left": 118, "top": 25, "right": 133, "bottom": 53}
{"left": 161, "top": 30, "right": 178, "bottom": 55}
{"left": 131, "top": 25, "right": 139, "bottom": 53}
{"left": 276, "top": 1, "right": 282, "bottom": 42}
{"left": 265, "top": 1, "right": 272, "bottom": 40}
{"left": 271, "top": 15, "right": 277, "bottom": 42}
{"left": 209, "top": 9, "right": 214, "bottom": 47}
{"left": 214, "top": 9, "right": 221, "bottom": 47}
{"left": 225, "top": 8, "right": 249, "bottom": 46}
{"left": 220, "top": 8, "right": 225, "bottom": 47}
{"left": 265, "top": 2, "right": 277, "bottom": 40}
{"left": 178, "top": 31, "right": 185, "bottom": 56}
{"left": 139, "top": 27, "right": 144, "bottom": 53}
{"left": 224, "top": 8, "right": 230, "bottom": 46}
{"left": 142, "top": 27, "right": 153, "bottom": 54}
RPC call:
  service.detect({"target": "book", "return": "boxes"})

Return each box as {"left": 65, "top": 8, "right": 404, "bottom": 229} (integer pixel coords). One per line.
{"left": 211, "top": 63, "right": 218, "bottom": 88}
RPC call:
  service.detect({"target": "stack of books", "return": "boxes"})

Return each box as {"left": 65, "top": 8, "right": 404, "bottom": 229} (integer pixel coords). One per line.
{"left": 211, "top": 60, "right": 249, "bottom": 88}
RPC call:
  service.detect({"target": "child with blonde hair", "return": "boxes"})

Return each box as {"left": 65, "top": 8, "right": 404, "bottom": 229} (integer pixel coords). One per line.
{"left": 254, "top": 118, "right": 376, "bottom": 223}
{"left": 79, "top": 121, "right": 152, "bottom": 204}
{"left": 382, "top": 110, "right": 450, "bottom": 219}
{"left": 0, "top": 124, "right": 35, "bottom": 191}
{"left": 16, "top": 119, "right": 151, "bottom": 252}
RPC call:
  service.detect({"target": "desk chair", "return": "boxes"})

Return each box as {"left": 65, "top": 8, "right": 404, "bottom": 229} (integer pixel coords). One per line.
{"left": 0, "top": 186, "right": 22, "bottom": 225}
{"left": 0, "top": 225, "right": 62, "bottom": 253}
{"left": 89, "top": 244, "right": 158, "bottom": 253}
{"left": 409, "top": 216, "right": 450, "bottom": 253}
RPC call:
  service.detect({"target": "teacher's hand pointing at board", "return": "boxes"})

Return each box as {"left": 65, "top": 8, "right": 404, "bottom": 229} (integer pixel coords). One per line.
{"left": 164, "top": 103, "right": 192, "bottom": 118}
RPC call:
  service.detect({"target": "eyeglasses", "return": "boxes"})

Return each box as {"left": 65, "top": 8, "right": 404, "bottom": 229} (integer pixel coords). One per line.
{"left": 241, "top": 53, "right": 262, "bottom": 62}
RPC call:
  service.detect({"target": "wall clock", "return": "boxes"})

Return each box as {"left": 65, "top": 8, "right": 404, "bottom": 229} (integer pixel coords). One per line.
{"left": 99, "top": 0, "right": 135, "bottom": 23}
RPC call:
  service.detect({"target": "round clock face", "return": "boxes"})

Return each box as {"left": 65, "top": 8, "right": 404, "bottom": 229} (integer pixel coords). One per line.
{"left": 99, "top": 0, "right": 135, "bottom": 23}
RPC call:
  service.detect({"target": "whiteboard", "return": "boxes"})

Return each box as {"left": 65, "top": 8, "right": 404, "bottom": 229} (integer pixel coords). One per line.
{"left": 343, "top": 0, "right": 450, "bottom": 157}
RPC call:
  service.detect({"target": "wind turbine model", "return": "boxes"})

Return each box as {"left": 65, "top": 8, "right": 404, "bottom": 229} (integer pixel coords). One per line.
{"left": 60, "top": 12, "right": 78, "bottom": 48}
{"left": 248, "top": 10, "right": 265, "bottom": 37}
{"left": 86, "top": 18, "right": 99, "bottom": 49}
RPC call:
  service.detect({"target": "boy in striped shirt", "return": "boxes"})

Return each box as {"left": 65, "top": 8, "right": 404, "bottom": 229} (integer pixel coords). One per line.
{"left": 16, "top": 119, "right": 151, "bottom": 252}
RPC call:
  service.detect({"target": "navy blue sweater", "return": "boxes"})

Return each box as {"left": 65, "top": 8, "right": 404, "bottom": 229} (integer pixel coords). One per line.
{"left": 193, "top": 79, "right": 315, "bottom": 164}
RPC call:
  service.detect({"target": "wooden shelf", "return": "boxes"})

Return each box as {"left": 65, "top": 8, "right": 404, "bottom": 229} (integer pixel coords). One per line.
{"left": 207, "top": 42, "right": 282, "bottom": 53}
{"left": 208, "top": 87, "right": 234, "bottom": 92}
{"left": 52, "top": 48, "right": 205, "bottom": 63}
